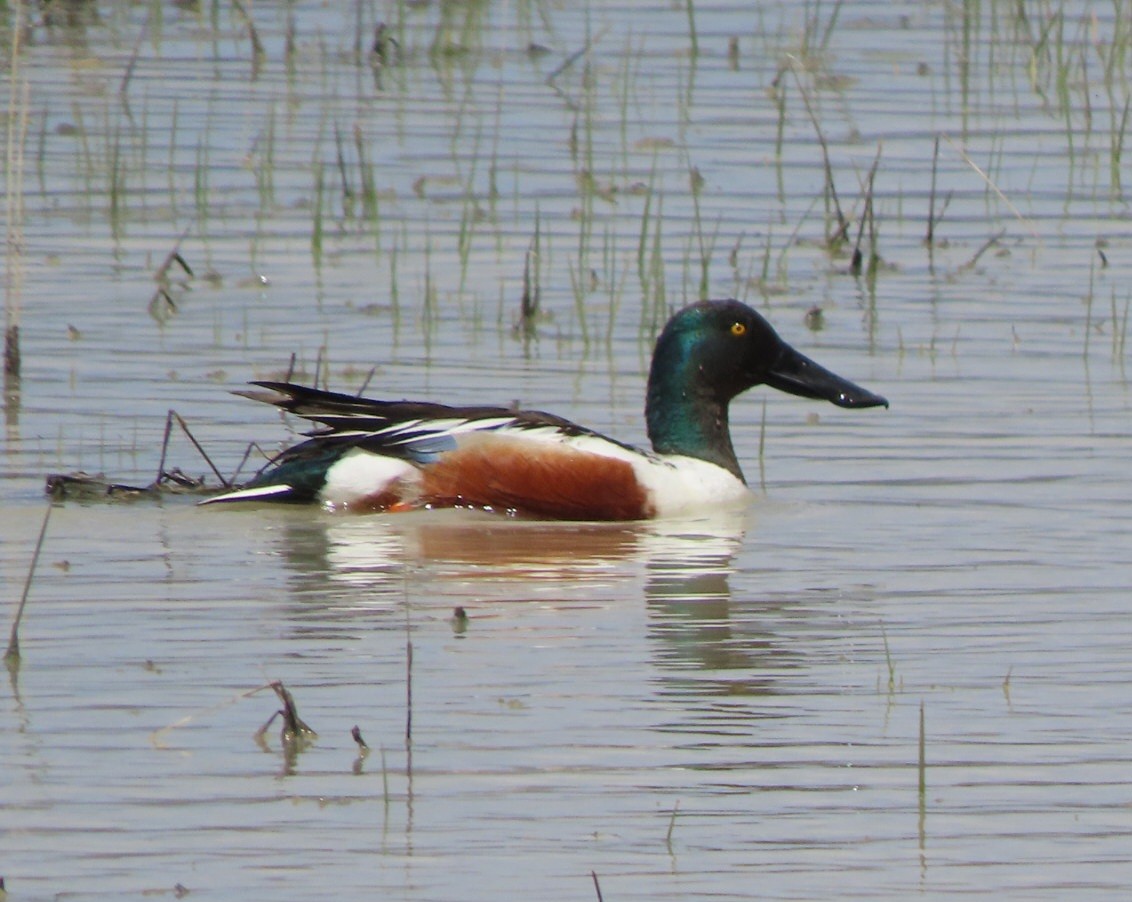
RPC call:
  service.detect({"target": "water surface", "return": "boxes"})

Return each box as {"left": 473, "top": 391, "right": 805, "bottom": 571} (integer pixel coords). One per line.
{"left": 3, "top": 2, "right": 1132, "bottom": 899}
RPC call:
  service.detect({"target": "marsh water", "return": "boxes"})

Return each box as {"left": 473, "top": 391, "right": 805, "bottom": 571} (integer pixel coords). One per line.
{"left": 3, "top": 1, "right": 1132, "bottom": 898}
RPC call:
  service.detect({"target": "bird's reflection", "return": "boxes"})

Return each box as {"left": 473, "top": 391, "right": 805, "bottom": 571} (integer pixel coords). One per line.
{"left": 268, "top": 506, "right": 815, "bottom": 702}
{"left": 274, "top": 507, "right": 748, "bottom": 601}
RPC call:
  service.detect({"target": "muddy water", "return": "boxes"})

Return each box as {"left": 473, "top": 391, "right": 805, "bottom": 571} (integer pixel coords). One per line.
{"left": 2, "top": 2, "right": 1131, "bottom": 899}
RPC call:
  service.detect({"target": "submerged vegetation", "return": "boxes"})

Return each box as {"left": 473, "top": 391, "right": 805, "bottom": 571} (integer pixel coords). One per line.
{"left": 0, "top": 0, "right": 1124, "bottom": 489}
{"left": 0, "top": 0, "right": 1122, "bottom": 444}
{"left": 3, "top": 1, "right": 1129, "bottom": 378}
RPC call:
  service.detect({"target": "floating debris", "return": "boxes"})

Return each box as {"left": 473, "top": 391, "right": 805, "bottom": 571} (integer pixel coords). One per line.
{"left": 804, "top": 306, "right": 825, "bottom": 332}
{"left": 351, "top": 725, "right": 369, "bottom": 750}
{"left": 46, "top": 408, "right": 235, "bottom": 502}
{"left": 45, "top": 469, "right": 216, "bottom": 502}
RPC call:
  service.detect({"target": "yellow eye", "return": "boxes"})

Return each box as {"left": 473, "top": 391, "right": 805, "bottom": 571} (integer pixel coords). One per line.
{"left": 730, "top": 322, "right": 747, "bottom": 336}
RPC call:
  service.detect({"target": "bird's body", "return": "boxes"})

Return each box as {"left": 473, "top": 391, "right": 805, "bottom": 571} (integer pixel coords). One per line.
{"left": 203, "top": 299, "right": 887, "bottom": 520}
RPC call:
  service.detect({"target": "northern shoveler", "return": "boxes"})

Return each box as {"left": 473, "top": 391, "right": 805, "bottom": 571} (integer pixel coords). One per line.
{"left": 202, "top": 299, "right": 887, "bottom": 519}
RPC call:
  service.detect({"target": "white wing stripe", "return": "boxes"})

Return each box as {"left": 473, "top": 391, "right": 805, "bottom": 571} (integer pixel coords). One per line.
{"left": 382, "top": 416, "right": 518, "bottom": 445}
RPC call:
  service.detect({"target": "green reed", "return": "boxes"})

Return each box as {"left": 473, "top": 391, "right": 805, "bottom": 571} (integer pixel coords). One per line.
{"left": 800, "top": 0, "right": 844, "bottom": 60}
{"left": 255, "top": 105, "right": 278, "bottom": 214}
{"left": 456, "top": 122, "right": 485, "bottom": 291}
{"left": 849, "top": 145, "right": 882, "bottom": 281}
{"left": 354, "top": 123, "right": 381, "bottom": 236}
{"left": 487, "top": 89, "right": 503, "bottom": 248}
{"left": 918, "top": 699, "right": 927, "bottom": 854}
{"left": 310, "top": 161, "right": 325, "bottom": 270}
{"left": 1111, "top": 288, "right": 1129, "bottom": 365}
{"left": 613, "top": 35, "right": 639, "bottom": 178}
{"left": 688, "top": 164, "right": 720, "bottom": 301}
{"left": 756, "top": 398, "right": 767, "bottom": 490}
{"left": 881, "top": 627, "right": 898, "bottom": 694}
{"left": 684, "top": 0, "right": 699, "bottom": 59}
{"left": 772, "top": 67, "right": 788, "bottom": 204}
{"left": 634, "top": 153, "right": 671, "bottom": 326}
{"left": 68, "top": 101, "right": 95, "bottom": 204}
{"left": 788, "top": 64, "right": 849, "bottom": 252}
{"left": 166, "top": 99, "right": 179, "bottom": 220}
{"left": 107, "top": 122, "right": 125, "bottom": 240}
{"left": 602, "top": 223, "right": 629, "bottom": 342}
{"left": 193, "top": 131, "right": 211, "bottom": 231}
{"left": 5, "top": 15, "right": 29, "bottom": 385}
{"left": 333, "top": 122, "right": 353, "bottom": 217}
{"left": 665, "top": 799, "right": 680, "bottom": 849}
{"left": 518, "top": 205, "right": 543, "bottom": 336}
{"left": 569, "top": 50, "right": 600, "bottom": 341}
{"left": 1109, "top": 95, "right": 1130, "bottom": 198}
{"left": 635, "top": 181, "right": 667, "bottom": 332}
{"left": 1083, "top": 254, "right": 1096, "bottom": 361}
{"left": 388, "top": 228, "right": 402, "bottom": 319}
{"left": 421, "top": 229, "right": 437, "bottom": 344}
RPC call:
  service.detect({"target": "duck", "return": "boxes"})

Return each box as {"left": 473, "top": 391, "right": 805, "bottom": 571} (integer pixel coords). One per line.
{"left": 201, "top": 299, "right": 887, "bottom": 520}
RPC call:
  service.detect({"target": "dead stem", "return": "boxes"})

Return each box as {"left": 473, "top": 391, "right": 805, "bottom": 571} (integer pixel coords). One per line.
{"left": 266, "top": 680, "right": 317, "bottom": 743}
{"left": 665, "top": 800, "right": 680, "bottom": 848}
{"left": 148, "top": 229, "right": 194, "bottom": 322}
{"left": 925, "top": 135, "right": 941, "bottom": 246}
{"left": 334, "top": 122, "right": 353, "bottom": 208}
{"left": 150, "top": 681, "right": 275, "bottom": 748}
{"left": 787, "top": 58, "right": 849, "bottom": 247}
{"left": 119, "top": 8, "right": 149, "bottom": 98}
{"left": 958, "top": 228, "right": 1006, "bottom": 272}
{"left": 313, "top": 345, "right": 325, "bottom": 390}
{"left": 3, "top": 326, "right": 19, "bottom": 382}
{"left": 5, "top": 502, "right": 53, "bottom": 664}
{"left": 227, "top": 441, "right": 274, "bottom": 486}
{"left": 154, "top": 229, "right": 194, "bottom": 282}
{"left": 356, "top": 365, "right": 378, "bottom": 396}
{"left": 546, "top": 25, "right": 611, "bottom": 110}
{"left": 405, "top": 636, "right": 413, "bottom": 744}
{"left": 918, "top": 699, "right": 927, "bottom": 855}
{"left": 517, "top": 229, "right": 541, "bottom": 337}
{"left": 170, "top": 411, "right": 231, "bottom": 488}
{"left": 155, "top": 409, "right": 176, "bottom": 484}
{"left": 850, "top": 145, "right": 882, "bottom": 275}
{"left": 231, "top": 0, "right": 266, "bottom": 63}
{"left": 942, "top": 134, "right": 1038, "bottom": 238}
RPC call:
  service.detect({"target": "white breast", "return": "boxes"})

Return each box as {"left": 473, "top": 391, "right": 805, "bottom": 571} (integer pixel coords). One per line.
{"left": 542, "top": 432, "right": 752, "bottom": 519}
{"left": 630, "top": 454, "right": 753, "bottom": 519}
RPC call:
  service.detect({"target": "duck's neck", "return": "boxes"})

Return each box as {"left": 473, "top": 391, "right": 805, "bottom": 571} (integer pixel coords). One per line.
{"left": 646, "top": 367, "right": 745, "bottom": 483}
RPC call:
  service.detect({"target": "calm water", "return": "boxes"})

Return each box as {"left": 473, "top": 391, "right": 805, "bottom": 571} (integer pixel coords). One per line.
{"left": 3, "top": 2, "right": 1132, "bottom": 899}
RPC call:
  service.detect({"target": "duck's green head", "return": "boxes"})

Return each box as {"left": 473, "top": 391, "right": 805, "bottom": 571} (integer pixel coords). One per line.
{"left": 645, "top": 299, "right": 887, "bottom": 481}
